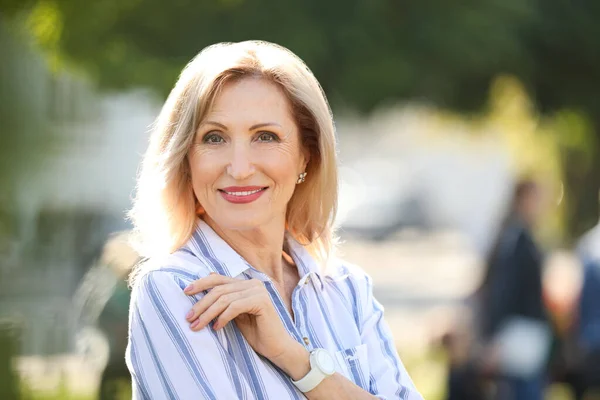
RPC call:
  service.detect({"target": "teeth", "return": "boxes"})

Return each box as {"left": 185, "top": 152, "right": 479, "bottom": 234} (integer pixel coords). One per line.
{"left": 225, "top": 189, "right": 262, "bottom": 196}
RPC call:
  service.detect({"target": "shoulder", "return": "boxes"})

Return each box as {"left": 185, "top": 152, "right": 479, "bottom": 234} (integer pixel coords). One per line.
{"left": 326, "top": 258, "right": 370, "bottom": 280}
{"left": 323, "top": 258, "right": 374, "bottom": 295}
{"left": 129, "top": 251, "right": 215, "bottom": 319}
{"left": 322, "top": 258, "right": 380, "bottom": 329}
{"left": 131, "top": 250, "right": 212, "bottom": 295}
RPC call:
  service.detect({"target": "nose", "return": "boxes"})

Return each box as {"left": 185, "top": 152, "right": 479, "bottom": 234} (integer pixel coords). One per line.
{"left": 226, "top": 142, "right": 255, "bottom": 181}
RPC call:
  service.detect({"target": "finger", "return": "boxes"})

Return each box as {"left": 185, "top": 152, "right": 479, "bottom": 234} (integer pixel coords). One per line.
{"left": 214, "top": 287, "right": 267, "bottom": 330}
{"left": 213, "top": 294, "right": 258, "bottom": 330}
{"left": 184, "top": 273, "right": 237, "bottom": 295}
{"left": 190, "top": 290, "right": 247, "bottom": 331}
{"left": 186, "top": 279, "right": 250, "bottom": 322}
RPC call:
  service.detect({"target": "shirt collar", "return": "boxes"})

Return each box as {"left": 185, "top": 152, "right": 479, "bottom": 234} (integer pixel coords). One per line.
{"left": 180, "top": 218, "right": 323, "bottom": 288}
{"left": 285, "top": 232, "right": 324, "bottom": 288}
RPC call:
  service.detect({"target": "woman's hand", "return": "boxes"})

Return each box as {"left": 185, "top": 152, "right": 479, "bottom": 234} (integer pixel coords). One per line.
{"left": 183, "top": 273, "right": 302, "bottom": 366}
{"left": 182, "top": 273, "right": 394, "bottom": 399}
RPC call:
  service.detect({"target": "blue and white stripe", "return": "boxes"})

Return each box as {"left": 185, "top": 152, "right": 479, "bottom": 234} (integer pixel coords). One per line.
{"left": 126, "top": 218, "right": 422, "bottom": 399}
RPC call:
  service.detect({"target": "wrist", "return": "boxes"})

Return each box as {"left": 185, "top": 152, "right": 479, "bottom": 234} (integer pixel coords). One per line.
{"left": 270, "top": 341, "right": 311, "bottom": 381}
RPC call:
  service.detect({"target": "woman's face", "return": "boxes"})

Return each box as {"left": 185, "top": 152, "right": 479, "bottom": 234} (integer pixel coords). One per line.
{"left": 188, "top": 77, "right": 308, "bottom": 232}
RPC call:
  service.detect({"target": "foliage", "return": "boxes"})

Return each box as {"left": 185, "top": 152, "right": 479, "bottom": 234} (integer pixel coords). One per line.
{"left": 0, "top": 18, "right": 61, "bottom": 399}
{"left": 2, "top": 0, "right": 599, "bottom": 238}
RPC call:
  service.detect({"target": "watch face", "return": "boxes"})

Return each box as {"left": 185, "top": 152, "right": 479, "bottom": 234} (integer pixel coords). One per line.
{"left": 315, "top": 350, "right": 336, "bottom": 375}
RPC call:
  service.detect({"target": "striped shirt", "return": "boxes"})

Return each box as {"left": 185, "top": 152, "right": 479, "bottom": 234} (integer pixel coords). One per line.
{"left": 126, "top": 219, "right": 422, "bottom": 399}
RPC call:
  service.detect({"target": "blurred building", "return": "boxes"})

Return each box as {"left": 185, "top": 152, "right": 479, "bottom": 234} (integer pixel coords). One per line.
{"left": 0, "top": 25, "right": 158, "bottom": 356}
{"left": 336, "top": 106, "right": 515, "bottom": 256}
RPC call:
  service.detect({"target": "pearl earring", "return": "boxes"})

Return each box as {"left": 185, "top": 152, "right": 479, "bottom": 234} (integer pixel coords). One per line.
{"left": 296, "top": 172, "right": 307, "bottom": 184}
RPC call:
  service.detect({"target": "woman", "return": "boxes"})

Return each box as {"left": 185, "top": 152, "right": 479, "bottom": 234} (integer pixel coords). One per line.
{"left": 446, "top": 179, "right": 551, "bottom": 400}
{"left": 479, "top": 180, "right": 550, "bottom": 400}
{"left": 126, "top": 40, "right": 421, "bottom": 399}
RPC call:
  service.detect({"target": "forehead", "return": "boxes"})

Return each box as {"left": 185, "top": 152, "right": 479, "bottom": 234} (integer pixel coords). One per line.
{"left": 205, "top": 77, "right": 295, "bottom": 126}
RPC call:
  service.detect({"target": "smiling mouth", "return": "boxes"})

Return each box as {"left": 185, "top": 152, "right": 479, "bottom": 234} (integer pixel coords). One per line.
{"left": 217, "top": 187, "right": 268, "bottom": 204}
{"left": 219, "top": 187, "right": 267, "bottom": 196}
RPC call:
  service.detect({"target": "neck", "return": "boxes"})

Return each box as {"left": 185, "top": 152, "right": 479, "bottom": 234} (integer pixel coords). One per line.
{"left": 203, "top": 215, "right": 288, "bottom": 283}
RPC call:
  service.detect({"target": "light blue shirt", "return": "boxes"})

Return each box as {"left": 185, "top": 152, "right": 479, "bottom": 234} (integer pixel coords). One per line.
{"left": 126, "top": 219, "right": 422, "bottom": 399}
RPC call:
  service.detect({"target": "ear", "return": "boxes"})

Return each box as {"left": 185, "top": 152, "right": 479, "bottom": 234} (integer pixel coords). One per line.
{"left": 300, "top": 145, "right": 310, "bottom": 172}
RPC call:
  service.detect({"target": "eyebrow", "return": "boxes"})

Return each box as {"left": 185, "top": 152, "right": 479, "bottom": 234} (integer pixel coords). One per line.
{"left": 202, "top": 121, "right": 282, "bottom": 131}
{"left": 250, "top": 122, "right": 282, "bottom": 130}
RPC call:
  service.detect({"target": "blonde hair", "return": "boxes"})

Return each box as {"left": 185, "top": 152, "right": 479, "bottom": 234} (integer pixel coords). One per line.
{"left": 128, "top": 41, "right": 338, "bottom": 272}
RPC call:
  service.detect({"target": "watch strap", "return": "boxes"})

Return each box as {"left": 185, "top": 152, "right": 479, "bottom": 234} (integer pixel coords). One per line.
{"left": 292, "top": 349, "right": 334, "bottom": 393}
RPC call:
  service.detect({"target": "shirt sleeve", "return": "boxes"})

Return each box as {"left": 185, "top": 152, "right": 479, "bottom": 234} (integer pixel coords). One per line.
{"left": 358, "top": 274, "right": 423, "bottom": 400}
{"left": 125, "top": 270, "right": 245, "bottom": 400}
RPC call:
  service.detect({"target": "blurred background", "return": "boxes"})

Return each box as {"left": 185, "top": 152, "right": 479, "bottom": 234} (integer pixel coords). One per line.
{"left": 1, "top": 1, "right": 599, "bottom": 399}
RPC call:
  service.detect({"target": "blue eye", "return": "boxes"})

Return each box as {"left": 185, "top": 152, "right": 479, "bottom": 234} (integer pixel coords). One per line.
{"left": 257, "top": 132, "right": 278, "bottom": 142}
{"left": 202, "top": 133, "right": 224, "bottom": 144}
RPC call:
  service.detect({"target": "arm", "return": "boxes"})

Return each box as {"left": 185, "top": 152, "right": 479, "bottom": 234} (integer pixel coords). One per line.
{"left": 513, "top": 232, "right": 546, "bottom": 321}
{"left": 274, "top": 342, "right": 380, "bottom": 399}
{"left": 358, "top": 275, "right": 422, "bottom": 400}
{"left": 483, "top": 230, "right": 524, "bottom": 338}
{"left": 126, "top": 270, "right": 242, "bottom": 400}
{"left": 277, "top": 273, "right": 422, "bottom": 400}
{"left": 184, "top": 273, "right": 384, "bottom": 399}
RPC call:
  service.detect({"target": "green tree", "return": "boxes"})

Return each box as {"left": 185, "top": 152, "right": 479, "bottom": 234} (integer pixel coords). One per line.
{"left": 0, "top": 16, "right": 47, "bottom": 400}
{"left": 525, "top": 0, "right": 600, "bottom": 237}
{"left": 3, "top": 0, "right": 598, "bottom": 238}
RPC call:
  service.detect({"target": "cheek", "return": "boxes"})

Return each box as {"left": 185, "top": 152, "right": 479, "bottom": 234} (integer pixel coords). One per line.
{"left": 189, "top": 151, "right": 221, "bottom": 193}
{"left": 267, "top": 169, "right": 299, "bottom": 210}
{"left": 263, "top": 150, "right": 300, "bottom": 187}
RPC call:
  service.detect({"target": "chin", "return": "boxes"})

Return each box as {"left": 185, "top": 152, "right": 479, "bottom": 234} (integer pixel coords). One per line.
{"left": 209, "top": 212, "right": 269, "bottom": 232}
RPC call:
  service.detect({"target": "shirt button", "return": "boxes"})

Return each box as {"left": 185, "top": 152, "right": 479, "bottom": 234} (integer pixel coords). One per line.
{"left": 304, "top": 275, "right": 311, "bottom": 285}
{"left": 303, "top": 337, "right": 310, "bottom": 346}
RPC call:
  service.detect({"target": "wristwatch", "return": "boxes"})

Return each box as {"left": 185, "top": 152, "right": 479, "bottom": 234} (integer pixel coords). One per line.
{"left": 292, "top": 348, "right": 336, "bottom": 393}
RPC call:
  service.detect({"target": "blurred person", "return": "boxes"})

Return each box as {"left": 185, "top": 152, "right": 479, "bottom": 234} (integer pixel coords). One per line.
{"left": 125, "top": 41, "right": 422, "bottom": 399}
{"left": 575, "top": 192, "right": 600, "bottom": 399}
{"left": 479, "top": 179, "right": 552, "bottom": 399}
{"left": 446, "top": 179, "right": 552, "bottom": 400}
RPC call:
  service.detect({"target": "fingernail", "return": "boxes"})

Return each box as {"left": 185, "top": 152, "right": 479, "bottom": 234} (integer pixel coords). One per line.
{"left": 212, "top": 321, "right": 220, "bottom": 330}
{"left": 190, "top": 320, "right": 200, "bottom": 330}
{"left": 184, "top": 284, "right": 193, "bottom": 293}
{"left": 185, "top": 310, "right": 194, "bottom": 320}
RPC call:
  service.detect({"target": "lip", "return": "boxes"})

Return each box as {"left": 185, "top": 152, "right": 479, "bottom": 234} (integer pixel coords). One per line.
{"left": 219, "top": 186, "right": 268, "bottom": 204}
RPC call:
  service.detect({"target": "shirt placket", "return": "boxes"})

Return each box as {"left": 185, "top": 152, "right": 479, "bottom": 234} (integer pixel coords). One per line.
{"left": 292, "top": 274, "right": 314, "bottom": 351}
{"left": 245, "top": 269, "right": 306, "bottom": 345}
